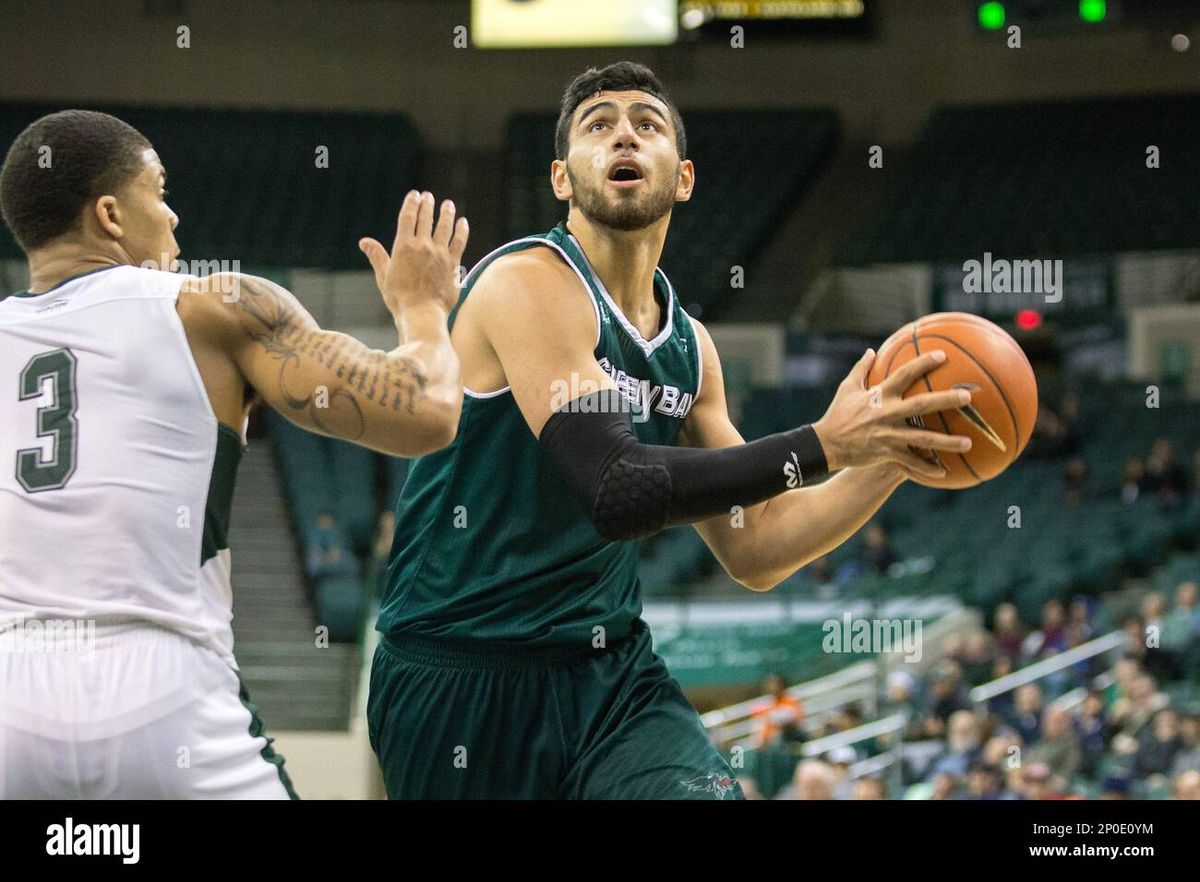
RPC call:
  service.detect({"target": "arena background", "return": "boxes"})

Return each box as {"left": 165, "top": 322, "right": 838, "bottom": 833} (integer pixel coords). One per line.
{"left": 2, "top": 0, "right": 1199, "bottom": 800}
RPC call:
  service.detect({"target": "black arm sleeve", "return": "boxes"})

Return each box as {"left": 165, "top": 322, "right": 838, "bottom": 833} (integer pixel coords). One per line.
{"left": 537, "top": 390, "right": 829, "bottom": 542}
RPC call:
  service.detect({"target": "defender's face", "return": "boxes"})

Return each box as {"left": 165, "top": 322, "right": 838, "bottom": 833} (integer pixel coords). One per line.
{"left": 555, "top": 90, "right": 693, "bottom": 231}
{"left": 113, "top": 148, "right": 180, "bottom": 270}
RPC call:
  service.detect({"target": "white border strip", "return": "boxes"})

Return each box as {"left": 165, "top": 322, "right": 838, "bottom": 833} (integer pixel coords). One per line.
{"left": 459, "top": 235, "right": 603, "bottom": 398}
{"left": 567, "top": 233, "right": 674, "bottom": 356}
{"left": 684, "top": 297, "right": 704, "bottom": 401}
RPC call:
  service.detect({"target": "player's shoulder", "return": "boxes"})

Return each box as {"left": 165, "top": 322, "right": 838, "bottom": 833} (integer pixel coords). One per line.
{"left": 685, "top": 311, "right": 713, "bottom": 344}
{"left": 474, "top": 244, "right": 578, "bottom": 293}
{"left": 681, "top": 313, "right": 725, "bottom": 403}
{"left": 467, "top": 243, "right": 587, "bottom": 320}
{"left": 685, "top": 312, "right": 719, "bottom": 360}
{"left": 178, "top": 271, "right": 282, "bottom": 300}
{"left": 176, "top": 272, "right": 292, "bottom": 340}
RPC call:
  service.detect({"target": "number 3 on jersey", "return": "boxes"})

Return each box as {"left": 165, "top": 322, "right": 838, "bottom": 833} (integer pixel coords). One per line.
{"left": 16, "top": 348, "right": 78, "bottom": 492}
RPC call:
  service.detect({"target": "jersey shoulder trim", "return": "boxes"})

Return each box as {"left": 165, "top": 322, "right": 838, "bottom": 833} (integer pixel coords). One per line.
{"left": 6, "top": 264, "right": 124, "bottom": 299}
{"left": 685, "top": 312, "right": 705, "bottom": 402}
{"left": 454, "top": 232, "right": 602, "bottom": 399}
{"left": 564, "top": 232, "right": 676, "bottom": 358}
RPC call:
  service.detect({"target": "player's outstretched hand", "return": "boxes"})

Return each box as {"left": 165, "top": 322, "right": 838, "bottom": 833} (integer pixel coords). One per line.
{"left": 812, "top": 348, "right": 974, "bottom": 481}
{"left": 359, "top": 190, "right": 469, "bottom": 316}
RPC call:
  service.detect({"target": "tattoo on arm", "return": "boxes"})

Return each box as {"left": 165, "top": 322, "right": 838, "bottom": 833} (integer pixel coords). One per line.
{"left": 231, "top": 276, "right": 428, "bottom": 440}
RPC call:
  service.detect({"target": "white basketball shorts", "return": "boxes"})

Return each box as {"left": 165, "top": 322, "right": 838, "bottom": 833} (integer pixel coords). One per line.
{"left": 0, "top": 618, "right": 296, "bottom": 799}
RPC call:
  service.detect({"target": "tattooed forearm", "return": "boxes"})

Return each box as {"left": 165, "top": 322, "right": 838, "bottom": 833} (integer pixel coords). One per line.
{"left": 230, "top": 275, "right": 430, "bottom": 440}
{"left": 352, "top": 350, "right": 429, "bottom": 412}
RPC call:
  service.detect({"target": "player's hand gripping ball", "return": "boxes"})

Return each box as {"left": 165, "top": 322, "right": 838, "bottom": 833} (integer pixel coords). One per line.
{"left": 867, "top": 312, "right": 1038, "bottom": 489}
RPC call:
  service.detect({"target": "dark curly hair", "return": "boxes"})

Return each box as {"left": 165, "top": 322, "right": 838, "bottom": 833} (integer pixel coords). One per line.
{"left": 0, "top": 110, "right": 151, "bottom": 252}
{"left": 554, "top": 61, "right": 687, "bottom": 161}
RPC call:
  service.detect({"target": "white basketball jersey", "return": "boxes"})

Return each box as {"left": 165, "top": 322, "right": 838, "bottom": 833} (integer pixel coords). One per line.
{"left": 0, "top": 265, "right": 240, "bottom": 667}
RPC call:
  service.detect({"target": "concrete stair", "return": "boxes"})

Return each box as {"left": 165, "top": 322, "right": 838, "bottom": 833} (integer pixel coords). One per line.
{"left": 229, "top": 440, "right": 361, "bottom": 731}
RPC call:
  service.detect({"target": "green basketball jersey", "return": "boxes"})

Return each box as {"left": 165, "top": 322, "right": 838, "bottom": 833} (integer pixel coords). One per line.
{"left": 377, "top": 223, "right": 703, "bottom": 648}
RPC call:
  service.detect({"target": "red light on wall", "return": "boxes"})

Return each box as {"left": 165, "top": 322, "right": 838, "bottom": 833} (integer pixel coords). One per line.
{"left": 1015, "top": 309, "right": 1042, "bottom": 330}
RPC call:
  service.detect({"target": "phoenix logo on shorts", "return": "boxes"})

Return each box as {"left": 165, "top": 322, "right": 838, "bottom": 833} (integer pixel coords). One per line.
{"left": 681, "top": 772, "right": 737, "bottom": 799}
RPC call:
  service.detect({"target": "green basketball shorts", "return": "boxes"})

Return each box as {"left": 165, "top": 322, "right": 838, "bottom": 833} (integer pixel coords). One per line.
{"left": 367, "top": 618, "right": 743, "bottom": 800}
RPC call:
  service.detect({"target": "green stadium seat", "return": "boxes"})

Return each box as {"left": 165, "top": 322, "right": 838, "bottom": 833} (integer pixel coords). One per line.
{"left": 840, "top": 95, "right": 1200, "bottom": 265}
{"left": 0, "top": 103, "right": 422, "bottom": 268}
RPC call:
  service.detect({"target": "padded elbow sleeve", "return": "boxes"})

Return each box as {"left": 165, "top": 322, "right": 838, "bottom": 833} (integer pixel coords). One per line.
{"left": 537, "top": 390, "right": 829, "bottom": 542}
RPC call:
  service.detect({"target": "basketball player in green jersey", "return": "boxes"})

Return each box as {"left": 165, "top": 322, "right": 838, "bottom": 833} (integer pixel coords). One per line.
{"left": 369, "top": 62, "right": 973, "bottom": 799}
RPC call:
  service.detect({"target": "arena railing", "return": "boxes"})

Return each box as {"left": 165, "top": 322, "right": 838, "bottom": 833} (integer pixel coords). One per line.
{"left": 968, "top": 630, "right": 1126, "bottom": 707}
{"left": 701, "top": 660, "right": 876, "bottom": 748}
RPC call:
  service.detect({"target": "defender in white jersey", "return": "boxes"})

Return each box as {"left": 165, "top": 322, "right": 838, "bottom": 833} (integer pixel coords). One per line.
{"left": 0, "top": 110, "right": 469, "bottom": 798}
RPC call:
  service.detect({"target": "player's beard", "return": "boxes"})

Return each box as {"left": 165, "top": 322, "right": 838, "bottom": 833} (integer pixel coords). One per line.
{"left": 567, "top": 163, "right": 679, "bottom": 232}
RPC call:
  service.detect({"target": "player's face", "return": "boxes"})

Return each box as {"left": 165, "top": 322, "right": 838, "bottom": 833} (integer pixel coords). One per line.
{"left": 556, "top": 91, "right": 694, "bottom": 232}
{"left": 110, "top": 148, "right": 180, "bottom": 270}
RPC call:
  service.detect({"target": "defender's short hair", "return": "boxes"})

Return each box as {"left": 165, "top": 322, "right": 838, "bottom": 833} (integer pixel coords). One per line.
{"left": 0, "top": 110, "right": 151, "bottom": 252}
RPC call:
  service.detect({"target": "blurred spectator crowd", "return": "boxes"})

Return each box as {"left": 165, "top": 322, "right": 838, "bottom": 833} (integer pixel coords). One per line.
{"left": 740, "top": 585, "right": 1200, "bottom": 800}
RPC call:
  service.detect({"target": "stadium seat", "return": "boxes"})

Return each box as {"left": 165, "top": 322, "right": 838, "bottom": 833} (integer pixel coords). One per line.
{"left": 840, "top": 95, "right": 1200, "bottom": 265}
{"left": 0, "top": 103, "right": 422, "bottom": 269}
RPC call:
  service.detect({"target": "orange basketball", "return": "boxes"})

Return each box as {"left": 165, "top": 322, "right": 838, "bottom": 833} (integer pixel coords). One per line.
{"left": 866, "top": 312, "right": 1038, "bottom": 489}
